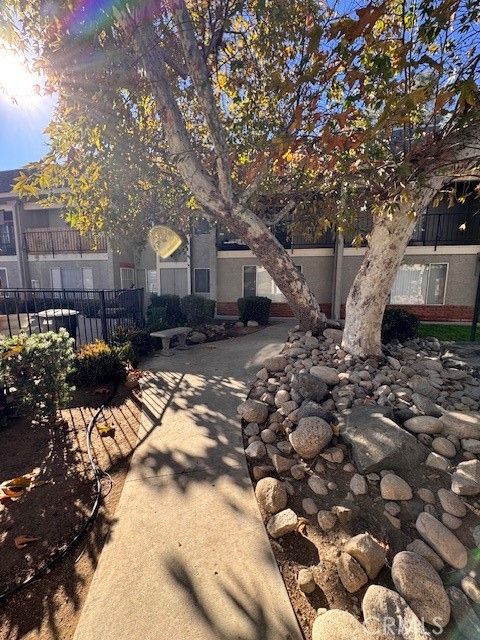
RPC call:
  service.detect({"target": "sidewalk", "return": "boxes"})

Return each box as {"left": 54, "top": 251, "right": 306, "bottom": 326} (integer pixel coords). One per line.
{"left": 73, "top": 321, "right": 302, "bottom": 640}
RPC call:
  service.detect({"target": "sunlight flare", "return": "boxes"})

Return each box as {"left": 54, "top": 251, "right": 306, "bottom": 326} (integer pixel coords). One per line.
{"left": 0, "top": 46, "right": 41, "bottom": 106}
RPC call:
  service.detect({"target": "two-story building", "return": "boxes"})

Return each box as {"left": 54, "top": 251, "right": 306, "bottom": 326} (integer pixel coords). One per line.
{"left": 1, "top": 168, "right": 478, "bottom": 323}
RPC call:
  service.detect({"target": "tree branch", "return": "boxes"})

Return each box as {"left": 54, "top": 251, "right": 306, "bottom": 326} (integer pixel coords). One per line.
{"left": 166, "top": 0, "right": 233, "bottom": 203}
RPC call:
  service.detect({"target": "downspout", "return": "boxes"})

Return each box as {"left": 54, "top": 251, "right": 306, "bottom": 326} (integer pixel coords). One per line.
{"left": 187, "top": 231, "right": 192, "bottom": 295}
{"left": 13, "top": 199, "right": 30, "bottom": 288}
{"left": 331, "top": 230, "right": 344, "bottom": 321}
{"left": 470, "top": 253, "right": 480, "bottom": 342}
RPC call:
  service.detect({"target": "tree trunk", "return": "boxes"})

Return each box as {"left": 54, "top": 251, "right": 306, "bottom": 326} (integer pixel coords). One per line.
{"left": 342, "top": 182, "right": 442, "bottom": 356}
{"left": 227, "top": 203, "right": 326, "bottom": 331}
{"left": 133, "top": 22, "right": 326, "bottom": 332}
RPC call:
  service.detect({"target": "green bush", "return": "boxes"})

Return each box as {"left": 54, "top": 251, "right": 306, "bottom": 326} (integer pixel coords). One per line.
{"left": 146, "top": 306, "right": 169, "bottom": 331}
{"left": 0, "top": 329, "right": 75, "bottom": 422}
{"left": 149, "top": 294, "right": 185, "bottom": 326}
{"left": 73, "top": 340, "right": 127, "bottom": 386}
{"left": 237, "top": 296, "right": 271, "bottom": 325}
{"left": 180, "top": 295, "right": 216, "bottom": 326}
{"left": 382, "top": 307, "right": 419, "bottom": 343}
{"left": 112, "top": 327, "right": 152, "bottom": 366}
{"left": 204, "top": 298, "right": 216, "bottom": 321}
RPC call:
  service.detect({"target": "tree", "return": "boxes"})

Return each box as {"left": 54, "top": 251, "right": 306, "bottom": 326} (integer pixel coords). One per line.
{"left": 7, "top": 0, "right": 480, "bottom": 353}
{"left": 9, "top": 0, "right": 336, "bottom": 331}
{"left": 294, "top": 0, "right": 480, "bottom": 355}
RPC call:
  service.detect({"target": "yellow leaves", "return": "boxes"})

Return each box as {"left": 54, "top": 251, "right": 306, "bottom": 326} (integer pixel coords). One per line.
{"left": 459, "top": 79, "right": 479, "bottom": 111}
{"left": 2, "top": 344, "right": 24, "bottom": 359}
{"left": 13, "top": 171, "right": 39, "bottom": 198}
{"left": 217, "top": 72, "right": 228, "bottom": 90}
{"left": 97, "top": 422, "right": 116, "bottom": 438}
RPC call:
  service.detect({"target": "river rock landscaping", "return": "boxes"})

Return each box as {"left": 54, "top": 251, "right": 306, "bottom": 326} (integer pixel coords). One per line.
{"left": 239, "top": 325, "right": 480, "bottom": 640}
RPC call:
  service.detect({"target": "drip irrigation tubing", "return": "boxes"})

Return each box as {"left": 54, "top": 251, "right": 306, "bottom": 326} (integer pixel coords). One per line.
{"left": 0, "top": 385, "right": 118, "bottom": 603}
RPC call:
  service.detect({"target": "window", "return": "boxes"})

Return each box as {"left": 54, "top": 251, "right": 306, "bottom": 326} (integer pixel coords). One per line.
{"left": 0, "top": 210, "right": 15, "bottom": 255}
{"left": 51, "top": 267, "right": 94, "bottom": 290}
{"left": 391, "top": 263, "right": 447, "bottom": 305}
{"left": 194, "top": 268, "right": 210, "bottom": 294}
{"left": 243, "top": 265, "right": 302, "bottom": 301}
{"left": 194, "top": 219, "right": 210, "bottom": 234}
{"left": 146, "top": 269, "right": 158, "bottom": 293}
{"left": 0, "top": 267, "right": 8, "bottom": 288}
{"left": 120, "top": 267, "right": 136, "bottom": 289}
{"left": 31, "top": 279, "right": 39, "bottom": 289}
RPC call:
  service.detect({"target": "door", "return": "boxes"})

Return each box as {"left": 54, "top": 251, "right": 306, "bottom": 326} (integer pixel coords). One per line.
{"left": 159, "top": 267, "right": 188, "bottom": 297}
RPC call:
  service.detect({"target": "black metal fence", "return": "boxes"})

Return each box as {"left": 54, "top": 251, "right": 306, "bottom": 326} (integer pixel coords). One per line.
{"left": 0, "top": 288, "right": 145, "bottom": 347}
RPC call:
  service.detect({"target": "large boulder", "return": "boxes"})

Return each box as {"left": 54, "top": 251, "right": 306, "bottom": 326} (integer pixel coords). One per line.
{"left": 437, "top": 488, "right": 467, "bottom": 517}
{"left": 404, "top": 416, "right": 443, "bottom": 435}
{"left": 237, "top": 399, "right": 269, "bottom": 423}
{"left": 440, "top": 411, "right": 480, "bottom": 439}
{"left": 411, "top": 393, "right": 443, "bottom": 418}
{"left": 416, "top": 512, "right": 468, "bottom": 569}
{"left": 297, "top": 401, "right": 335, "bottom": 423}
{"left": 254, "top": 477, "right": 287, "bottom": 514}
{"left": 310, "top": 365, "right": 340, "bottom": 386}
{"left": 407, "top": 375, "right": 440, "bottom": 400}
{"left": 323, "top": 328, "right": 343, "bottom": 344}
{"left": 391, "top": 551, "right": 450, "bottom": 627}
{"left": 336, "top": 552, "right": 368, "bottom": 593}
{"left": 289, "top": 417, "right": 332, "bottom": 459}
{"left": 451, "top": 459, "right": 480, "bottom": 496}
{"left": 344, "top": 533, "right": 386, "bottom": 580}
{"left": 340, "top": 406, "right": 428, "bottom": 474}
{"left": 262, "top": 355, "right": 288, "bottom": 372}
{"left": 380, "top": 474, "right": 413, "bottom": 501}
{"left": 362, "top": 585, "right": 433, "bottom": 640}
{"left": 291, "top": 372, "right": 329, "bottom": 402}
{"left": 266, "top": 508, "right": 298, "bottom": 538}
{"left": 312, "top": 610, "right": 369, "bottom": 640}
{"left": 406, "top": 539, "right": 444, "bottom": 571}
{"left": 447, "top": 586, "right": 480, "bottom": 640}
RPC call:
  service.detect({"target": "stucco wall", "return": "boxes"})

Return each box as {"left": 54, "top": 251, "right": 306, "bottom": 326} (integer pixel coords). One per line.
{"left": 28, "top": 259, "right": 112, "bottom": 289}
{"left": 0, "top": 261, "right": 22, "bottom": 288}
{"left": 216, "top": 254, "right": 333, "bottom": 303}
{"left": 191, "top": 230, "right": 217, "bottom": 299}
{"left": 340, "top": 252, "right": 478, "bottom": 306}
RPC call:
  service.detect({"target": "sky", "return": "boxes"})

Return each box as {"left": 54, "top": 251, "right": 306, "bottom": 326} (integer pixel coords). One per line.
{"left": 0, "top": 93, "right": 56, "bottom": 171}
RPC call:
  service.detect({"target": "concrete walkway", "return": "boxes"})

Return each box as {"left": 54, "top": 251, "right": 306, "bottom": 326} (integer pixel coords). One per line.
{"left": 73, "top": 321, "right": 302, "bottom": 640}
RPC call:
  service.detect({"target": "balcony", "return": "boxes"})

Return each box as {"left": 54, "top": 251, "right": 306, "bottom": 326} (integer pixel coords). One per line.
{"left": 24, "top": 228, "right": 107, "bottom": 256}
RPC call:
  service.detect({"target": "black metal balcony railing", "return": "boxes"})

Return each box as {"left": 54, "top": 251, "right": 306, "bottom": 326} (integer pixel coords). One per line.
{"left": 24, "top": 228, "right": 108, "bottom": 256}
{"left": 217, "top": 210, "right": 480, "bottom": 251}
{"left": 410, "top": 210, "right": 480, "bottom": 247}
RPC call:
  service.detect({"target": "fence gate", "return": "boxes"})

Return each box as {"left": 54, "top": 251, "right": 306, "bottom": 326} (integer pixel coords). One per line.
{"left": 0, "top": 288, "right": 145, "bottom": 347}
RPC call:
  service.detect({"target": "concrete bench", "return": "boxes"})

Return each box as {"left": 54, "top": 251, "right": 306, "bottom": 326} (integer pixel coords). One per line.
{"left": 150, "top": 327, "right": 192, "bottom": 356}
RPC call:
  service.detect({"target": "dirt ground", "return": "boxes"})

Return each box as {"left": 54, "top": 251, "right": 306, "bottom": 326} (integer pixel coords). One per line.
{"left": 246, "top": 434, "right": 480, "bottom": 640}
{"left": 0, "top": 383, "right": 143, "bottom": 640}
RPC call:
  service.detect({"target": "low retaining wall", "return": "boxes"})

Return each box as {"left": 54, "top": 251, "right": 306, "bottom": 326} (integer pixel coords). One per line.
{"left": 217, "top": 301, "right": 474, "bottom": 323}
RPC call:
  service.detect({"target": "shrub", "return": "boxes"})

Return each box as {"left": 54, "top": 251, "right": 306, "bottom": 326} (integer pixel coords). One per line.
{"left": 73, "top": 340, "right": 127, "bottom": 386}
{"left": 237, "top": 296, "right": 271, "bottom": 325}
{"left": 146, "top": 306, "right": 169, "bottom": 331}
{"left": 149, "top": 294, "right": 185, "bottom": 326}
{"left": 0, "top": 329, "right": 75, "bottom": 422}
{"left": 112, "top": 327, "right": 152, "bottom": 366}
{"left": 382, "top": 307, "right": 419, "bottom": 343}
{"left": 181, "top": 295, "right": 216, "bottom": 326}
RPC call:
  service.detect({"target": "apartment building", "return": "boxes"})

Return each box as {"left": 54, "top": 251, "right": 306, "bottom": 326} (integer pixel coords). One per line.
{"left": 1, "top": 168, "right": 478, "bottom": 322}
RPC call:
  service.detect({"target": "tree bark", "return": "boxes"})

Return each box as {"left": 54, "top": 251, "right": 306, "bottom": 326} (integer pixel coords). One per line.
{"left": 343, "top": 121, "right": 480, "bottom": 357}
{"left": 132, "top": 21, "right": 326, "bottom": 331}
{"left": 341, "top": 181, "right": 443, "bottom": 356}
